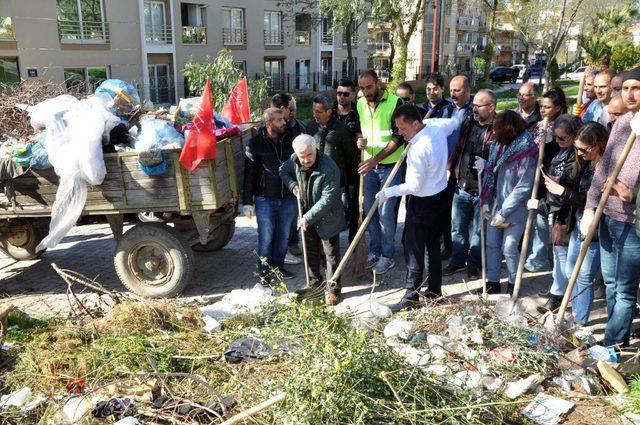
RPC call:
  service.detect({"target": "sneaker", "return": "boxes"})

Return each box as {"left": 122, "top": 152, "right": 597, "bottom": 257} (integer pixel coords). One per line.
{"left": 536, "top": 295, "right": 563, "bottom": 314}
{"left": 390, "top": 290, "right": 421, "bottom": 313}
{"left": 284, "top": 252, "right": 302, "bottom": 265}
{"left": 487, "top": 281, "right": 502, "bottom": 294}
{"left": 372, "top": 257, "right": 395, "bottom": 274}
{"left": 277, "top": 267, "right": 296, "bottom": 280}
{"left": 288, "top": 245, "right": 303, "bottom": 256}
{"left": 443, "top": 264, "right": 466, "bottom": 276}
{"left": 365, "top": 254, "right": 379, "bottom": 269}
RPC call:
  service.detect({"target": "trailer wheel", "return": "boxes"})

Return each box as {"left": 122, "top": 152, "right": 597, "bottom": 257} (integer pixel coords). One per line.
{"left": 192, "top": 220, "right": 236, "bottom": 252}
{"left": 114, "top": 223, "right": 194, "bottom": 298}
{"left": 1, "top": 220, "right": 47, "bottom": 261}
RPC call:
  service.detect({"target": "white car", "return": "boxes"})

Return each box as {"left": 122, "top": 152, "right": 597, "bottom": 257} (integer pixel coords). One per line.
{"left": 512, "top": 64, "right": 527, "bottom": 78}
{"left": 566, "top": 66, "right": 587, "bottom": 80}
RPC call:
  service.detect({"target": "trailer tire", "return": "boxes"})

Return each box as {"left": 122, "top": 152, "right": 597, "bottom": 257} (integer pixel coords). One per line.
{"left": 1, "top": 220, "right": 46, "bottom": 261}
{"left": 114, "top": 223, "right": 194, "bottom": 298}
{"left": 192, "top": 220, "right": 236, "bottom": 252}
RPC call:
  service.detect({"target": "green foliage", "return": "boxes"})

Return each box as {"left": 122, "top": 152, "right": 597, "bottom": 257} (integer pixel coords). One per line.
{"left": 627, "top": 375, "right": 640, "bottom": 414}
{"left": 610, "top": 41, "right": 640, "bottom": 72}
{"left": 473, "top": 56, "right": 486, "bottom": 74}
{"left": 547, "top": 59, "right": 561, "bottom": 89}
{"left": 182, "top": 49, "right": 270, "bottom": 120}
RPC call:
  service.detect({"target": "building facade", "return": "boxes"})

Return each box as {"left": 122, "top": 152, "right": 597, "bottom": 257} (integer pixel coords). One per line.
{"left": 0, "top": 0, "right": 369, "bottom": 104}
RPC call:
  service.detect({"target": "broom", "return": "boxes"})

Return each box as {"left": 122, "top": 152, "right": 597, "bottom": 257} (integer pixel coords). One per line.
{"left": 351, "top": 150, "right": 367, "bottom": 277}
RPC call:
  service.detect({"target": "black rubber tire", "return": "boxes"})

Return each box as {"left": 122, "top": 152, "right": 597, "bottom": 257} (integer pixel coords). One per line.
{"left": 114, "top": 223, "right": 194, "bottom": 298}
{"left": 192, "top": 220, "right": 236, "bottom": 252}
{"left": 510, "top": 76, "right": 517, "bottom": 83}
{"left": 1, "top": 220, "right": 46, "bottom": 261}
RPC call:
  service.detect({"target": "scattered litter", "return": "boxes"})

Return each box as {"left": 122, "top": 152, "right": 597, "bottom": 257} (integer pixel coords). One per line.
{"left": 200, "top": 284, "right": 275, "bottom": 320}
{"left": 522, "top": 393, "right": 575, "bottom": 425}
{"left": 383, "top": 318, "right": 416, "bottom": 340}
{"left": 589, "top": 345, "right": 619, "bottom": 363}
{"left": 152, "top": 395, "right": 236, "bottom": 423}
{"left": 597, "top": 360, "right": 629, "bottom": 393}
{"left": 505, "top": 374, "right": 544, "bottom": 399}
{"left": 92, "top": 397, "right": 135, "bottom": 418}
{"left": 224, "top": 335, "right": 284, "bottom": 364}
{"left": 203, "top": 315, "right": 222, "bottom": 334}
{"left": 114, "top": 417, "right": 141, "bottom": 425}
{"left": 482, "top": 376, "right": 503, "bottom": 391}
{"left": 63, "top": 395, "right": 100, "bottom": 424}
{"left": 487, "top": 347, "right": 517, "bottom": 362}
{"left": 369, "top": 301, "right": 392, "bottom": 319}
{"left": 0, "top": 387, "right": 31, "bottom": 409}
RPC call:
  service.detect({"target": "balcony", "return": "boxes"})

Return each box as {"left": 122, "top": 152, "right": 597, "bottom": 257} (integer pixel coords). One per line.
{"left": 223, "top": 28, "right": 246, "bottom": 46}
{"left": 182, "top": 26, "right": 206, "bottom": 44}
{"left": 0, "top": 17, "right": 14, "bottom": 40}
{"left": 145, "top": 25, "right": 173, "bottom": 44}
{"left": 321, "top": 32, "right": 333, "bottom": 46}
{"left": 342, "top": 33, "right": 359, "bottom": 46}
{"left": 58, "top": 20, "right": 110, "bottom": 43}
{"left": 264, "top": 30, "right": 283, "bottom": 46}
{"left": 368, "top": 40, "right": 391, "bottom": 54}
{"left": 295, "top": 30, "right": 310, "bottom": 45}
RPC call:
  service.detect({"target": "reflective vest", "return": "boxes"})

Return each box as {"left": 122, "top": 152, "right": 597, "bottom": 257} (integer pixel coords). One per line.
{"left": 357, "top": 91, "right": 404, "bottom": 164}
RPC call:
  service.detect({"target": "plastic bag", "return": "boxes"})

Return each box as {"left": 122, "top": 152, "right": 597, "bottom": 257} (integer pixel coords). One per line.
{"left": 135, "top": 118, "right": 184, "bottom": 152}
{"left": 22, "top": 95, "right": 79, "bottom": 131}
{"left": 37, "top": 96, "right": 120, "bottom": 250}
{"left": 139, "top": 150, "right": 168, "bottom": 176}
{"left": 94, "top": 79, "right": 141, "bottom": 104}
{"left": 30, "top": 136, "right": 52, "bottom": 169}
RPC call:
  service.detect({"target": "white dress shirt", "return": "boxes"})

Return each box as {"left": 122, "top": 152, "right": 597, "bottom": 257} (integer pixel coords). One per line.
{"left": 384, "top": 123, "right": 449, "bottom": 198}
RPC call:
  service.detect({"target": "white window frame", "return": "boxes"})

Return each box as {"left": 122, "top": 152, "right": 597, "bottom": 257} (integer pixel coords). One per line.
{"left": 144, "top": 0, "right": 168, "bottom": 43}
{"left": 148, "top": 63, "right": 172, "bottom": 104}
{"left": 264, "top": 11, "right": 282, "bottom": 45}
{"left": 58, "top": 0, "right": 107, "bottom": 41}
{"left": 223, "top": 7, "right": 244, "bottom": 45}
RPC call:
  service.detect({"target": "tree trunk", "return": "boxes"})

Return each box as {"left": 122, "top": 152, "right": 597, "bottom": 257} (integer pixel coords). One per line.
{"left": 523, "top": 44, "right": 530, "bottom": 66}
{"left": 391, "top": 37, "right": 408, "bottom": 89}
{"left": 346, "top": 14, "right": 354, "bottom": 80}
{"left": 483, "top": 0, "right": 499, "bottom": 81}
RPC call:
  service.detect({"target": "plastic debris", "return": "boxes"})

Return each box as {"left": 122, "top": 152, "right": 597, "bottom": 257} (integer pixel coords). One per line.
{"left": 92, "top": 397, "right": 135, "bottom": 418}
{"left": 505, "top": 374, "right": 544, "bottom": 399}
{"left": 200, "top": 284, "right": 274, "bottom": 320}
{"left": 597, "top": 360, "right": 629, "bottom": 393}
{"left": 135, "top": 118, "right": 184, "bottom": 152}
{"left": 114, "top": 417, "right": 141, "bottom": 425}
{"left": 387, "top": 339, "right": 430, "bottom": 366}
{"left": 0, "top": 387, "right": 31, "bottom": 409}
{"left": 446, "top": 371, "right": 483, "bottom": 397}
{"left": 369, "top": 301, "right": 392, "bottom": 319}
{"left": 63, "top": 395, "right": 100, "bottom": 424}
{"left": 522, "top": 393, "right": 575, "bottom": 425}
{"left": 482, "top": 376, "right": 503, "bottom": 392}
{"left": 224, "top": 335, "right": 287, "bottom": 363}
{"left": 203, "top": 315, "right": 222, "bottom": 334}
{"left": 487, "top": 348, "right": 517, "bottom": 362}
{"left": 589, "top": 345, "right": 619, "bottom": 363}
{"left": 383, "top": 318, "right": 416, "bottom": 340}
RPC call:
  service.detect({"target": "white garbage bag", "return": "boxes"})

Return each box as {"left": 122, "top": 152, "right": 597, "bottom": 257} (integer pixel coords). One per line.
{"left": 36, "top": 95, "right": 120, "bottom": 250}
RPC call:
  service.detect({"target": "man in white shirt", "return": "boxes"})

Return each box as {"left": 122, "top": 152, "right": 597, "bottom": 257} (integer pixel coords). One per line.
{"left": 376, "top": 104, "right": 453, "bottom": 311}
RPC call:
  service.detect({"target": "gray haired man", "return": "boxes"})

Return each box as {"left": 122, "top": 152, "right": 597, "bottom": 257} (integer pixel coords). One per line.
{"left": 280, "top": 134, "right": 346, "bottom": 305}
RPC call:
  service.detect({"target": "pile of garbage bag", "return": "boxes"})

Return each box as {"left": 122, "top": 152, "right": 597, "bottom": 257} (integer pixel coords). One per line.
{"left": 0, "top": 79, "right": 245, "bottom": 250}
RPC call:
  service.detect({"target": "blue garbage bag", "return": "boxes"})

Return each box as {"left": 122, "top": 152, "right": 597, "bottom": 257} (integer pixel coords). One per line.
{"left": 139, "top": 150, "right": 168, "bottom": 176}
{"left": 30, "top": 137, "right": 52, "bottom": 169}
{"left": 95, "top": 79, "right": 141, "bottom": 104}
{"left": 135, "top": 118, "right": 184, "bottom": 152}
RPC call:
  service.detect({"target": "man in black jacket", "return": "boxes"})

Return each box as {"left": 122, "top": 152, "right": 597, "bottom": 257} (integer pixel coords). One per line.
{"left": 243, "top": 108, "right": 297, "bottom": 282}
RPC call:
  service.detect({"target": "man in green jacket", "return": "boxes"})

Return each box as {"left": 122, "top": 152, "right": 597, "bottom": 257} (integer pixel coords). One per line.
{"left": 280, "top": 134, "right": 347, "bottom": 305}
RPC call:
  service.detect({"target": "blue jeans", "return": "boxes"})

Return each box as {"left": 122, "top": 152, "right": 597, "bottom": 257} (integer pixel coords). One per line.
{"left": 486, "top": 221, "right": 526, "bottom": 284}
{"left": 450, "top": 188, "right": 481, "bottom": 268}
{"left": 600, "top": 215, "right": 640, "bottom": 346}
{"left": 525, "top": 211, "right": 551, "bottom": 271}
{"left": 566, "top": 226, "right": 600, "bottom": 325}
{"left": 550, "top": 244, "right": 568, "bottom": 296}
{"left": 363, "top": 165, "right": 403, "bottom": 259}
{"left": 255, "top": 196, "right": 296, "bottom": 274}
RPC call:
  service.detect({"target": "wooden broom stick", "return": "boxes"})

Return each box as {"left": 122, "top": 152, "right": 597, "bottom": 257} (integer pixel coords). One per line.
{"left": 220, "top": 393, "right": 286, "bottom": 425}
{"left": 556, "top": 130, "right": 637, "bottom": 324}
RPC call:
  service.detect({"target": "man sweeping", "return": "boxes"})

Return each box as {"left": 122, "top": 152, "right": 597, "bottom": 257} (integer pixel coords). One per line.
{"left": 280, "top": 134, "right": 346, "bottom": 306}
{"left": 375, "top": 104, "right": 460, "bottom": 312}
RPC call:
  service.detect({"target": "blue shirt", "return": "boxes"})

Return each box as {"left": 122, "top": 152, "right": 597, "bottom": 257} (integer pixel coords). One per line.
{"left": 447, "top": 98, "right": 473, "bottom": 158}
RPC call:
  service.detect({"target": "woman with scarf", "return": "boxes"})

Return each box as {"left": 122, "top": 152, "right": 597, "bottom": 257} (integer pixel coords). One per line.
{"left": 525, "top": 88, "right": 568, "bottom": 274}
{"left": 533, "top": 114, "right": 583, "bottom": 313}
{"left": 479, "top": 111, "right": 537, "bottom": 294}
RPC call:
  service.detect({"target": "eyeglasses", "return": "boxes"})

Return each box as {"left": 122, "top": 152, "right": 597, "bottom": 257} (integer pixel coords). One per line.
{"left": 401, "top": 97, "right": 412, "bottom": 102}
{"left": 336, "top": 91, "right": 351, "bottom": 97}
{"left": 575, "top": 145, "right": 593, "bottom": 154}
{"left": 555, "top": 134, "right": 572, "bottom": 142}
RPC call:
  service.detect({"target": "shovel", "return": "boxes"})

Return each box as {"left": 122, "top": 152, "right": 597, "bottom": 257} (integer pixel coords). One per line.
{"left": 350, "top": 150, "right": 367, "bottom": 277}
{"left": 296, "top": 192, "right": 311, "bottom": 288}
{"left": 322, "top": 146, "right": 411, "bottom": 293}
{"left": 478, "top": 168, "right": 488, "bottom": 300}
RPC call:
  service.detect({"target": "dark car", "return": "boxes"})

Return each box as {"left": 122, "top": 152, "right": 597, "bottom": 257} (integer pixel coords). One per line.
{"left": 489, "top": 66, "right": 519, "bottom": 83}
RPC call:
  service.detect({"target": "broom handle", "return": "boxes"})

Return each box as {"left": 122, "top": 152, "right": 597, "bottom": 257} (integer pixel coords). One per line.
{"left": 328, "top": 145, "right": 410, "bottom": 283}
{"left": 556, "top": 130, "right": 637, "bottom": 324}
{"left": 358, "top": 150, "right": 365, "bottom": 225}
{"left": 511, "top": 118, "right": 549, "bottom": 300}
{"left": 296, "top": 194, "right": 311, "bottom": 287}
{"left": 576, "top": 74, "right": 585, "bottom": 108}
{"left": 478, "top": 168, "right": 488, "bottom": 300}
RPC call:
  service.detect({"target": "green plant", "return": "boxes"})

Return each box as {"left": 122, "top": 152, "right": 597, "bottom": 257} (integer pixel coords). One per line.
{"left": 610, "top": 41, "right": 640, "bottom": 72}
{"left": 182, "top": 49, "right": 270, "bottom": 120}
{"left": 547, "top": 59, "right": 561, "bottom": 89}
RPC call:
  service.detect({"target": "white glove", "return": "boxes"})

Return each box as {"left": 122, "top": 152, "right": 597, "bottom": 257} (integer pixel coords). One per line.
{"left": 527, "top": 199, "right": 540, "bottom": 211}
{"left": 242, "top": 205, "right": 255, "bottom": 219}
{"left": 473, "top": 156, "right": 486, "bottom": 172}
{"left": 375, "top": 189, "right": 390, "bottom": 204}
{"left": 480, "top": 204, "right": 491, "bottom": 220}
{"left": 579, "top": 209, "right": 595, "bottom": 239}
{"left": 631, "top": 112, "right": 640, "bottom": 135}
{"left": 490, "top": 213, "right": 507, "bottom": 228}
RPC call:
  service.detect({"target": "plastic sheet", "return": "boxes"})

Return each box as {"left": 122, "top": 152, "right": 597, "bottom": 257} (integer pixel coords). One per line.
{"left": 94, "top": 79, "right": 141, "bottom": 104}
{"left": 135, "top": 118, "right": 184, "bottom": 152}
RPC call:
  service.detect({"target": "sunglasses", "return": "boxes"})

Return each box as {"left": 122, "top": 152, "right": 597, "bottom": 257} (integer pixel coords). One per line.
{"left": 401, "top": 97, "right": 412, "bottom": 102}
{"left": 575, "top": 145, "right": 593, "bottom": 154}
{"left": 336, "top": 91, "right": 351, "bottom": 96}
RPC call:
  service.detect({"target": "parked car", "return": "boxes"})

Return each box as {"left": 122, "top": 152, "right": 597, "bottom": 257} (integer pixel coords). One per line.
{"left": 566, "top": 66, "right": 587, "bottom": 80}
{"left": 489, "top": 66, "right": 519, "bottom": 83}
{"left": 512, "top": 64, "right": 527, "bottom": 78}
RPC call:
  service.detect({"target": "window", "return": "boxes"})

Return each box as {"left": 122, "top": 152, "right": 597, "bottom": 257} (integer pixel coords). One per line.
{"left": 375, "top": 32, "right": 390, "bottom": 51}
{"left": 295, "top": 14, "right": 311, "bottom": 45}
{"left": 144, "top": 1, "right": 170, "bottom": 43}
{"left": 235, "top": 61, "right": 247, "bottom": 76}
{"left": 320, "top": 15, "right": 332, "bottom": 45}
{"left": 341, "top": 58, "right": 357, "bottom": 78}
{"left": 0, "top": 17, "right": 14, "bottom": 40}
{"left": 148, "top": 64, "right": 172, "bottom": 104}
{"left": 57, "top": 0, "right": 108, "bottom": 42}
{"left": 63, "top": 66, "right": 109, "bottom": 92}
{"left": 264, "top": 59, "right": 283, "bottom": 90}
{"left": 264, "top": 11, "right": 282, "bottom": 45}
{"left": 295, "top": 59, "right": 310, "bottom": 90}
{"left": 0, "top": 58, "right": 19, "bottom": 83}
{"left": 223, "top": 7, "right": 245, "bottom": 45}
{"left": 181, "top": 3, "right": 206, "bottom": 44}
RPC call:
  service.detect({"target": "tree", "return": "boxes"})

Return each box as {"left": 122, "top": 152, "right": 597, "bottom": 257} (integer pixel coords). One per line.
{"left": 278, "top": 0, "right": 371, "bottom": 82}
{"left": 479, "top": 0, "right": 502, "bottom": 80}
{"left": 182, "top": 50, "right": 270, "bottom": 120}
{"left": 511, "top": 1, "right": 541, "bottom": 66}
{"left": 371, "top": 0, "right": 428, "bottom": 90}
{"left": 610, "top": 41, "right": 640, "bottom": 72}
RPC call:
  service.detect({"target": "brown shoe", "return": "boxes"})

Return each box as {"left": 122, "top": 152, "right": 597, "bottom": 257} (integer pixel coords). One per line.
{"left": 325, "top": 288, "right": 341, "bottom": 306}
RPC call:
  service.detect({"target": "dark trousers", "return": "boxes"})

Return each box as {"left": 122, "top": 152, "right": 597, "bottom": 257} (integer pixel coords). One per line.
{"left": 305, "top": 227, "right": 341, "bottom": 289}
{"left": 442, "top": 177, "right": 456, "bottom": 252}
{"left": 404, "top": 190, "right": 448, "bottom": 295}
{"left": 345, "top": 183, "right": 360, "bottom": 242}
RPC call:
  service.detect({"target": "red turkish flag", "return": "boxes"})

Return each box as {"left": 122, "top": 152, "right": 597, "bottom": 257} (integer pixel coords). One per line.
{"left": 179, "top": 77, "right": 217, "bottom": 171}
{"left": 221, "top": 76, "right": 250, "bottom": 124}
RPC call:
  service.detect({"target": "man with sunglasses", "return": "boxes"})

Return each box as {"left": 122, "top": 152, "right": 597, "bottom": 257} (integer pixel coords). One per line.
{"left": 333, "top": 79, "right": 361, "bottom": 242}
{"left": 445, "top": 89, "right": 497, "bottom": 281}
{"left": 396, "top": 82, "right": 427, "bottom": 118}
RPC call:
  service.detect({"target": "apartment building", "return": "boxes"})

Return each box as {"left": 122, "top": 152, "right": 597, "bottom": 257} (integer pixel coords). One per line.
{"left": 438, "top": 0, "right": 489, "bottom": 74}
{"left": 0, "top": 0, "right": 369, "bottom": 105}
{"left": 492, "top": 11, "right": 526, "bottom": 66}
